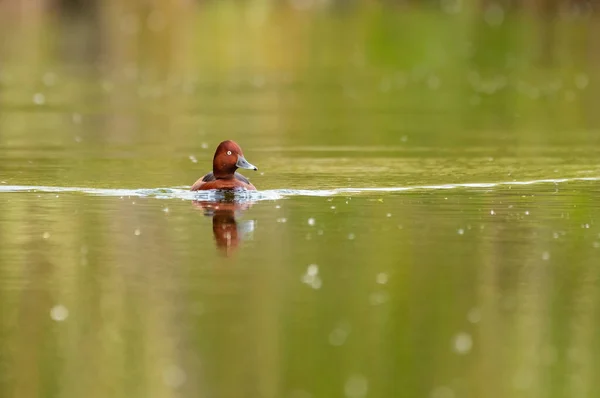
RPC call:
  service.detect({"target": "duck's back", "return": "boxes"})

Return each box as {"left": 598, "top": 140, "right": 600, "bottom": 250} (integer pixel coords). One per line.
{"left": 190, "top": 172, "right": 255, "bottom": 191}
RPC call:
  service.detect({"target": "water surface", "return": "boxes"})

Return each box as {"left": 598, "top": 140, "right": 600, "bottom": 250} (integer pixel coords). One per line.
{"left": 1, "top": 3, "right": 600, "bottom": 398}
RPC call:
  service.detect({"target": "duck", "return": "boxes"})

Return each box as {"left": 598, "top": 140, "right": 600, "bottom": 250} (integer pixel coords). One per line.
{"left": 190, "top": 140, "right": 258, "bottom": 191}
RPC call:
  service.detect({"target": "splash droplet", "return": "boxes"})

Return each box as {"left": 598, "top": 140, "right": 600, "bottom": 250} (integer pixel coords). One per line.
{"left": 484, "top": 3, "right": 504, "bottom": 27}
{"left": 50, "top": 305, "right": 69, "bottom": 321}
{"left": 453, "top": 332, "right": 472, "bottom": 354}
{"left": 344, "top": 374, "right": 369, "bottom": 398}
{"left": 33, "top": 93, "right": 45, "bottom": 105}
{"left": 542, "top": 251, "right": 550, "bottom": 260}
{"left": 467, "top": 308, "right": 481, "bottom": 324}
{"left": 163, "top": 365, "right": 186, "bottom": 388}
{"left": 376, "top": 273, "right": 388, "bottom": 284}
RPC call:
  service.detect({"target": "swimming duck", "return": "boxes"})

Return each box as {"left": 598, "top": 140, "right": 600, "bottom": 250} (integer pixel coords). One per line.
{"left": 190, "top": 140, "right": 258, "bottom": 191}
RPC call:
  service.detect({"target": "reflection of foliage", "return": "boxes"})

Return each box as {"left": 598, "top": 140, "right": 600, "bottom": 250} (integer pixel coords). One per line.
{"left": 0, "top": 3, "right": 599, "bottom": 398}
{"left": 0, "top": 0, "right": 597, "bottom": 150}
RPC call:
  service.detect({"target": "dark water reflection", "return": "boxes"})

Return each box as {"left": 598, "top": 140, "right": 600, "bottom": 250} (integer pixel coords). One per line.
{"left": 192, "top": 199, "right": 256, "bottom": 256}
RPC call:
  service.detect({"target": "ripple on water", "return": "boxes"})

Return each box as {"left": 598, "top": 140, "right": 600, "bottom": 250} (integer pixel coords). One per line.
{"left": 0, "top": 176, "right": 598, "bottom": 202}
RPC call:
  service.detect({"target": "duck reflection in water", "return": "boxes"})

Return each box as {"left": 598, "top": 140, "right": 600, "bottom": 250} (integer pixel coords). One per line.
{"left": 192, "top": 197, "right": 256, "bottom": 256}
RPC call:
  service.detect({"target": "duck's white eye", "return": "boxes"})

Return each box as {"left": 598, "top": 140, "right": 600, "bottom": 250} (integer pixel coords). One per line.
{"left": 227, "top": 151, "right": 232, "bottom": 155}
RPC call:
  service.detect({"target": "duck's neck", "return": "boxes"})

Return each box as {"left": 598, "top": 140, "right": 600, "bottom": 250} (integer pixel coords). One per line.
{"left": 213, "top": 170, "right": 236, "bottom": 180}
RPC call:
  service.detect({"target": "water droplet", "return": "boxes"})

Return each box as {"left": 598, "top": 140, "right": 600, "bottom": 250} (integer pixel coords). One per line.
{"left": 379, "top": 78, "right": 391, "bottom": 92}
{"left": 50, "top": 305, "right": 69, "bottom": 321}
{"left": 302, "top": 264, "right": 322, "bottom": 289}
{"left": 440, "top": 0, "right": 462, "bottom": 15}
{"left": 43, "top": 72, "right": 57, "bottom": 86}
{"left": 427, "top": 75, "right": 441, "bottom": 90}
{"left": 484, "top": 3, "right": 504, "bottom": 27}
{"left": 575, "top": 73, "right": 589, "bottom": 90}
{"left": 147, "top": 11, "right": 166, "bottom": 32}
{"left": 512, "top": 368, "right": 533, "bottom": 391}
{"left": 289, "top": 390, "right": 312, "bottom": 398}
{"left": 288, "top": 390, "right": 312, "bottom": 398}
{"left": 369, "top": 291, "right": 389, "bottom": 306}
{"left": 33, "top": 93, "right": 45, "bottom": 105}
{"left": 344, "top": 374, "right": 369, "bottom": 398}
{"left": 162, "top": 365, "right": 186, "bottom": 388}
{"left": 565, "top": 90, "right": 576, "bottom": 102}
{"left": 542, "top": 251, "right": 550, "bottom": 261}
{"left": 120, "top": 13, "right": 139, "bottom": 35}
{"left": 329, "top": 324, "right": 350, "bottom": 346}
{"left": 376, "top": 273, "right": 388, "bottom": 284}
{"left": 102, "top": 80, "right": 114, "bottom": 92}
{"left": 289, "top": 0, "right": 315, "bottom": 10}
{"left": 467, "top": 308, "right": 481, "bottom": 323}
{"left": 253, "top": 75, "right": 266, "bottom": 88}
{"left": 430, "top": 386, "right": 455, "bottom": 398}
{"left": 453, "top": 332, "right": 472, "bottom": 354}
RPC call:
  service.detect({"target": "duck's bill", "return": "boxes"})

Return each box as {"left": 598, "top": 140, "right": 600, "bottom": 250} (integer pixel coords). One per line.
{"left": 236, "top": 155, "right": 258, "bottom": 171}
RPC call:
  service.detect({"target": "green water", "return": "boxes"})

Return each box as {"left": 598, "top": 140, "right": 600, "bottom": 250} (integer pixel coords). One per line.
{"left": 1, "top": 2, "right": 600, "bottom": 398}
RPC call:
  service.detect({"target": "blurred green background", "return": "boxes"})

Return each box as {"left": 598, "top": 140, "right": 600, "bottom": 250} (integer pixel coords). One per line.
{"left": 1, "top": 1, "right": 600, "bottom": 398}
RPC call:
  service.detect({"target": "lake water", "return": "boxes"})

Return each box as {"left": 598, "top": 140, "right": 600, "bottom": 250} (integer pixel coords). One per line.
{"left": 1, "top": 2, "right": 600, "bottom": 398}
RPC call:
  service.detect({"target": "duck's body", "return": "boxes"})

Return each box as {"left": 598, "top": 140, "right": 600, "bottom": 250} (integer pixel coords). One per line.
{"left": 190, "top": 140, "right": 258, "bottom": 191}
{"left": 191, "top": 171, "right": 256, "bottom": 191}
